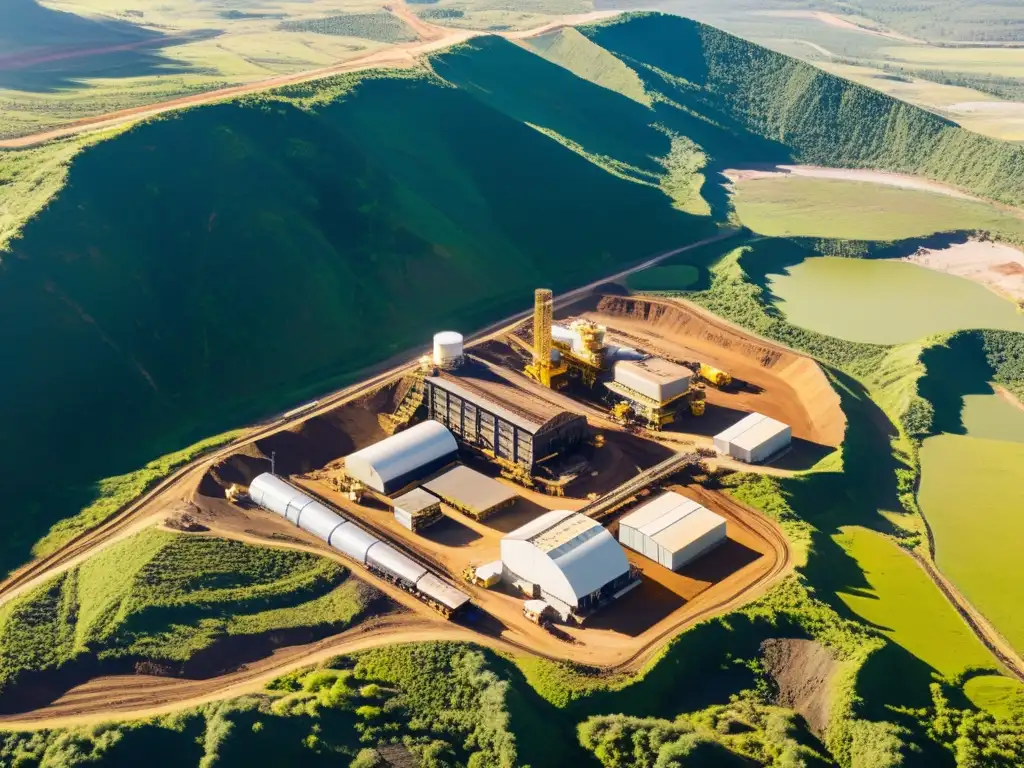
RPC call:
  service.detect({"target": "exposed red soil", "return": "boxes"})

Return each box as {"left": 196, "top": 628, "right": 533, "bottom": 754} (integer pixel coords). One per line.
{"left": 761, "top": 638, "right": 839, "bottom": 738}
{"left": 589, "top": 296, "right": 846, "bottom": 449}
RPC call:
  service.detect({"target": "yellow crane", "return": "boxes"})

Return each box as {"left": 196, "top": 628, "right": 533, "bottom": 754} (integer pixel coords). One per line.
{"left": 524, "top": 288, "right": 568, "bottom": 388}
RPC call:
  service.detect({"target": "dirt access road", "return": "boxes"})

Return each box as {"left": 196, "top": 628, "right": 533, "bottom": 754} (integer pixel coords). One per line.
{"left": 0, "top": 7, "right": 620, "bottom": 149}
{"left": 0, "top": 479, "right": 791, "bottom": 730}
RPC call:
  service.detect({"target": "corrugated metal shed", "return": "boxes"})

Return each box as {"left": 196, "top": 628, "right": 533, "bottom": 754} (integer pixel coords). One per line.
{"left": 345, "top": 421, "right": 458, "bottom": 494}
{"left": 298, "top": 501, "right": 348, "bottom": 543}
{"left": 249, "top": 473, "right": 312, "bottom": 518}
{"left": 393, "top": 488, "right": 440, "bottom": 516}
{"left": 730, "top": 417, "right": 792, "bottom": 463}
{"left": 501, "top": 510, "right": 630, "bottom": 609}
{"left": 328, "top": 521, "right": 379, "bottom": 564}
{"left": 423, "top": 465, "right": 518, "bottom": 518}
{"left": 713, "top": 413, "right": 767, "bottom": 454}
{"left": 415, "top": 573, "right": 471, "bottom": 612}
{"left": 426, "top": 375, "right": 549, "bottom": 434}
{"left": 366, "top": 541, "right": 428, "bottom": 585}
{"left": 619, "top": 491, "right": 727, "bottom": 570}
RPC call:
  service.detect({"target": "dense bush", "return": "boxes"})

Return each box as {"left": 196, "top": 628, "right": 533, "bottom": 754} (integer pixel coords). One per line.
{"left": 279, "top": 12, "right": 416, "bottom": 43}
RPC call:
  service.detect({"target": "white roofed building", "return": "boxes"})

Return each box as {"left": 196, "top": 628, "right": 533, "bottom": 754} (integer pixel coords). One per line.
{"left": 500, "top": 510, "right": 635, "bottom": 619}
{"left": 618, "top": 491, "right": 726, "bottom": 570}
{"left": 713, "top": 413, "right": 791, "bottom": 464}
{"left": 344, "top": 421, "right": 458, "bottom": 494}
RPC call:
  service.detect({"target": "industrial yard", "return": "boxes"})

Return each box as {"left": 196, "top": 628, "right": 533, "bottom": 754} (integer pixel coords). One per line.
{"left": 184, "top": 287, "right": 828, "bottom": 663}
{"left": 0, "top": 283, "right": 833, "bottom": 724}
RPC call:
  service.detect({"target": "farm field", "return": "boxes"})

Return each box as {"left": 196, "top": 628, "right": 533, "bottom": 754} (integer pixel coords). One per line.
{"left": 730, "top": 176, "right": 1024, "bottom": 241}
{"left": 633, "top": 0, "right": 1024, "bottom": 140}
{"left": 765, "top": 257, "right": 1024, "bottom": 344}
{"left": 0, "top": 0, "right": 411, "bottom": 139}
{"left": 919, "top": 433, "right": 1024, "bottom": 655}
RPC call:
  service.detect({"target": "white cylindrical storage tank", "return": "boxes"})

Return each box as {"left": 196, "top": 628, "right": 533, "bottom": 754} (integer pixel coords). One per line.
{"left": 432, "top": 331, "right": 464, "bottom": 368}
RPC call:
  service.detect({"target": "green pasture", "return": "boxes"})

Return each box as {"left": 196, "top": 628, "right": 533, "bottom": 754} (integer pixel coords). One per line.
{"left": 731, "top": 176, "right": 1024, "bottom": 241}
{"left": 0, "top": 529, "right": 373, "bottom": 698}
{"left": 878, "top": 45, "right": 1024, "bottom": 80}
{"left": 834, "top": 526, "right": 996, "bottom": 678}
{"left": 963, "top": 675, "right": 1024, "bottom": 720}
{"left": 961, "top": 391, "right": 1024, "bottom": 442}
{"left": 919, "top": 434, "right": 1024, "bottom": 653}
{"left": 766, "top": 257, "right": 1024, "bottom": 344}
{"left": 524, "top": 28, "right": 651, "bottom": 105}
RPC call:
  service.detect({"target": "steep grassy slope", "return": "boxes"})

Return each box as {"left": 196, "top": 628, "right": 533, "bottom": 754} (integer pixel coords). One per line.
{"left": 580, "top": 13, "right": 1024, "bottom": 207}
{"left": 0, "top": 529, "right": 375, "bottom": 706}
{"left": 0, "top": 68, "right": 713, "bottom": 574}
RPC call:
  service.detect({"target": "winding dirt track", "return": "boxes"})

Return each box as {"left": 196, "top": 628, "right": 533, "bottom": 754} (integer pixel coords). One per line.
{"left": 0, "top": 8, "right": 619, "bottom": 150}
{"left": 0, "top": 485, "right": 791, "bottom": 731}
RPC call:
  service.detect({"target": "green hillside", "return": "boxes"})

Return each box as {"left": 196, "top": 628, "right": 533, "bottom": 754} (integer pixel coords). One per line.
{"left": 0, "top": 529, "right": 374, "bottom": 704}
{"left": 580, "top": 13, "right": 1024, "bottom": 207}
{"left": 0, "top": 66, "right": 713, "bottom": 574}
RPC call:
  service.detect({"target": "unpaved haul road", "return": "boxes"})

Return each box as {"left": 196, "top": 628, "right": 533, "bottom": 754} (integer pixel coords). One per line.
{"left": 0, "top": 480, "right": 792, "bottom": 731}
{"left": 0, "top": 9, "right": 619, "bottom": 150}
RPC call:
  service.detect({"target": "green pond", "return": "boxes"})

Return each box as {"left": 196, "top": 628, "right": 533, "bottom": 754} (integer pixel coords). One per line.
{"left": 919, "top": 391, "right": 1024, "bottom": 654}
{"left": 766, "top": 258, "right": 1024, "bottom": 344}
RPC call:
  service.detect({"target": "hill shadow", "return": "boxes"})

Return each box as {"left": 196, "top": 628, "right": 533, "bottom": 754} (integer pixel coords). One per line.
{"left": 0, "top": 71, "right": 716, "bottom": 575}
{"left": 917, "top": 332, "right": 995, "bottom": 437}
{"left": 0, "top": 30, "right": 217, "bottom": 93}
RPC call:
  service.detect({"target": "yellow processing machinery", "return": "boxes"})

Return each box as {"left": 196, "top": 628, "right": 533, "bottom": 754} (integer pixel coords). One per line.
{"left": 606, "top": 358, "right": 706, "bottom": 430}
{"left": 524, "top": 288, "right": 568, "bottom": 388}
{"left": 699, "top": 363, "right": 732, "bottom": 388}
{"left": 524, "top": 288, "right": 611, "bottom": 388}
{"left": 554, "top": 319, "right": 608, "bottom": 387}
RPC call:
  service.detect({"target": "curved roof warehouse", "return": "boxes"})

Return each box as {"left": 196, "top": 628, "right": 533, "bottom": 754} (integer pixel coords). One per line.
{"left": 501, "top": 509, "right": 632, "bottom": 618}
{"left": 344, "top": 420, "right": 459, "bottom": 494}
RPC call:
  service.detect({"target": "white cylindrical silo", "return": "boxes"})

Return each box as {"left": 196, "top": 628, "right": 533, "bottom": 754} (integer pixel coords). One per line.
{"left": 433, "top": 331, "right": 464, "bottom": 368}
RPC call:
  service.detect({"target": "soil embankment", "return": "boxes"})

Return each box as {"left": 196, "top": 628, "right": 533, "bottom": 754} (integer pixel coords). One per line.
{"left": 590, "top": 295, "right": 846, "bottom": 450}
{"left": 760, "top": 638, "right": 840, "bottom": 737}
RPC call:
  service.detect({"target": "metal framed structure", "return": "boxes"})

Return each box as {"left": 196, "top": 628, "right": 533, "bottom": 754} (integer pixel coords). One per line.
{"left": 618, "top": 491, "right": 727, "bottom": 570}
{"left": 424, "top": 375, "right": 586, "bottom": 471}
{"left": 247, "top": 473, "right": 470, "bottom": 617}
{"left": 500, "top": 509, "right": 634, "bottom": 619}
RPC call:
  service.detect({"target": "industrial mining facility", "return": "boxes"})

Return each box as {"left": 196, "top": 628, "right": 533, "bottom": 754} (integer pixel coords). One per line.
{"left": 213, "top": 287, "right": 815, "bottom": 643}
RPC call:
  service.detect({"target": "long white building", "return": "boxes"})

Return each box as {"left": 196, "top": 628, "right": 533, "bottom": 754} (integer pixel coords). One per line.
{"left": 618, "top": 491, "right": 726, "bottom": 570}
{"left": 713, "top": 412, "right": 791, "bottom": 464}
{"left": 500, "top": 510, "right": 634, "bottom": 619}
